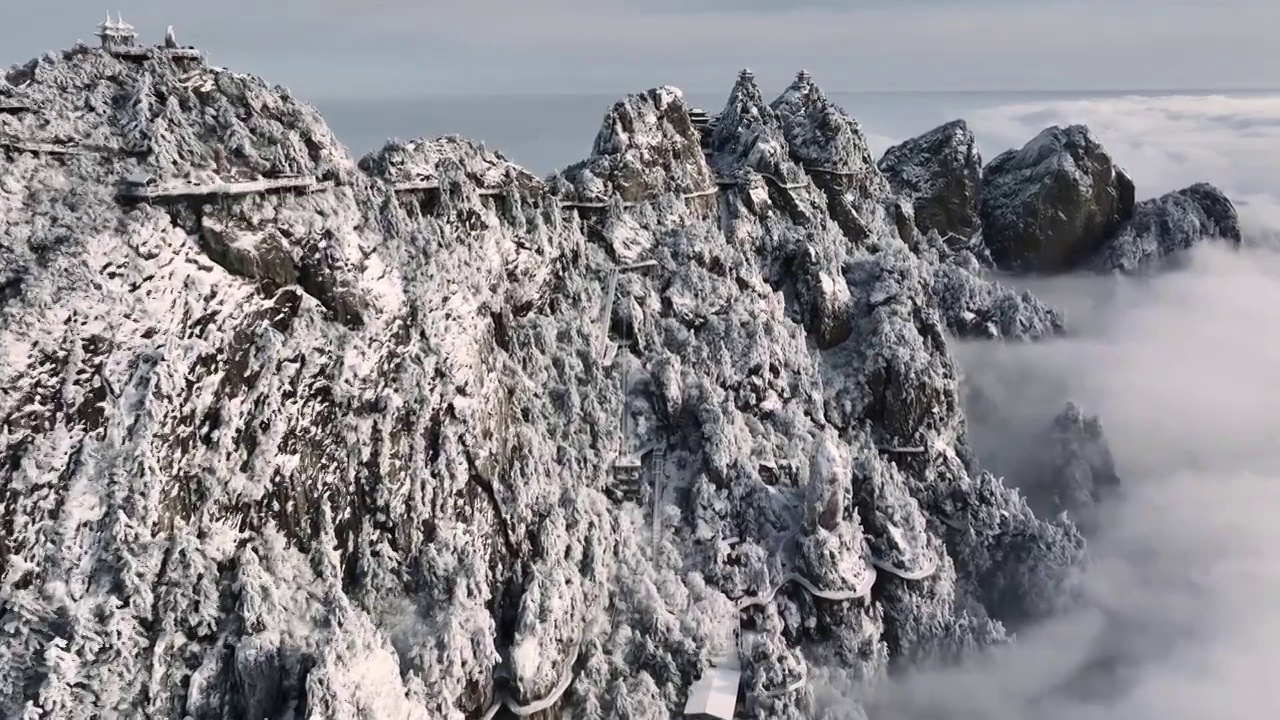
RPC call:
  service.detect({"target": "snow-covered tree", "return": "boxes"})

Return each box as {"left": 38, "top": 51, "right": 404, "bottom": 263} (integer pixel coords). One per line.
{"left": 120, "top": 70, "right": 153, "bottom": 154}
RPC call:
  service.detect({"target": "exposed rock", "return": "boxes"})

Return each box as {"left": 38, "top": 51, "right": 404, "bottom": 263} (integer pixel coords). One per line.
{"left": 0, "top": 45, "right": 1089, "bottom": 720}
{"left": 981, "top": 125, "right": 1136, "bottom": 273}
{"left": 929, "top": 252, "right": 1064, "bottom": 340}
{"left": 770, "top": 71, "right": 889, "bottom": 197}
{"left": 878, "top": 119, "right": 983, "bottom": 242}
{"left": 1089, "top": 182, "right": 1242, "bottom": 272}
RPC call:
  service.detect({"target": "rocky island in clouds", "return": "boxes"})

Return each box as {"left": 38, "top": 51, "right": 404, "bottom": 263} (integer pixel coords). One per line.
{"left": 0, "top": 16, "right": 1241, "bottom": 720}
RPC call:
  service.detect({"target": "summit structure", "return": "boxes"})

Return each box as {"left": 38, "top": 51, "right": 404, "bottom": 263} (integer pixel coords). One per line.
{"left": 93, "top": 13, "right": 203, "bottom": 61}
{"left": 95, "top": 12, "right": 139, "bottom": 52}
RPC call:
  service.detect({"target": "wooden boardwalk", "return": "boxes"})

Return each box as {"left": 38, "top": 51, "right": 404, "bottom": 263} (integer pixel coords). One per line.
{"left": 118, "top": 175, "right": 325, "bottom": 201}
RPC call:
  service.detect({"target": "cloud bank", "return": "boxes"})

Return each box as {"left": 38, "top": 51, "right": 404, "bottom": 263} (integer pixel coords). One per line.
{"left": 968, "top": 93, "right": 1280, "bottom": 241}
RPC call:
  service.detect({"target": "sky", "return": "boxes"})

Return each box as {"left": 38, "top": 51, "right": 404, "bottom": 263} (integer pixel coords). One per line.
{"left": 2, "top": 1, "right": 1277, "bottom": 98}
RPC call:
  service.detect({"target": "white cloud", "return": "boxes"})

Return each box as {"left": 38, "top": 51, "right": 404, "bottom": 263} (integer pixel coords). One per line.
{"left": 967, "top": 94, "right": 1280, "bottom": 242}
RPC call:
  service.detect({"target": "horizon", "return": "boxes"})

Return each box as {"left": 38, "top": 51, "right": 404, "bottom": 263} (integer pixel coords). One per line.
{"left": 304, "top": 86, "right": 1280, "bottom": 103}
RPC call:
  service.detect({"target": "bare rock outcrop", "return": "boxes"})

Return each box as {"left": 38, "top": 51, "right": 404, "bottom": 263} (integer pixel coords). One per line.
{"left": 980, "top": 125, "right": 1136, "bottom": 273}
{"left": 878, "top": 119, "right": 983, "bottom": 242}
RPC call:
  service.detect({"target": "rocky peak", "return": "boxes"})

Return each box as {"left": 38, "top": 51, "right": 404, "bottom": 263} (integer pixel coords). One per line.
{"left": 980, "top": 124, "right": 1136, "bottom": 273}
{"left": 552, "top": 85, "right": 713, "bottom": 205}
{"left": 770, "top": 72, "right": 890, "bottom": 197}
{"left": 769, "top": 72, "right": 896, "bottom": 248}
{"left": 707, "top": 68, "right": 804, "bottom": 185}
{"left": 1, "top": 43, "right": 349, "bottom": 186}
{"left": 878, "top": 119, "right": 983, "bottom": 242}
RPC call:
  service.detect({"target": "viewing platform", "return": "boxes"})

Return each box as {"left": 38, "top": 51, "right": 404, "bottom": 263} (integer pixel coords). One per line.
{"left": 96, "top": 13, "right": 205, "bottom": 63}
{"left": 390, "top": 177, "right": 507, "bottom": 196}
{"left": 0, "top": 99, "right": 30, "bottom": 114}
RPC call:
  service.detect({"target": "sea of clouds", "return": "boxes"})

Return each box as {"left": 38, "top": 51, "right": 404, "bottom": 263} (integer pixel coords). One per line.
{"left": 851, "top": 93, "right": 1280, "bottom": 719}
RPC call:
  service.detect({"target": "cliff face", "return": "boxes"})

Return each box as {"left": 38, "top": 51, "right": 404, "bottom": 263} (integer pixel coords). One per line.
{"left": 878, "top": 119, "right": 983, "bottom": 243}
{"left": 3, "top": 46, "right": 1095, "bottom": 720}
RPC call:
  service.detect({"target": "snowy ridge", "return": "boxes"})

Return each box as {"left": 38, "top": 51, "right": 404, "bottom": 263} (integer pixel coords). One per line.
{"left": 1089, "top": 181, "right": 1242, "bottom": 272}
{"left": 0, "top": 40, "right": 1099, "bottom": 720}
{"left": 708, "top": 69, "right": 808, "bottom": 186}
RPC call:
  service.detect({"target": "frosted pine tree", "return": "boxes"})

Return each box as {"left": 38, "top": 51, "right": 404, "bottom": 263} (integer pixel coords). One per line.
{"left": 217, "top": 104, "right": 258, "bottom": 164}
{"left": 120, "top": 70, "right": 153, "bottom": 155}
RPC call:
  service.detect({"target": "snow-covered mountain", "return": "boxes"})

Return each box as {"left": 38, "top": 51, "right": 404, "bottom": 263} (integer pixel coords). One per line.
{"left": 0, "top": 39, "right": 1234, "bottom": 720}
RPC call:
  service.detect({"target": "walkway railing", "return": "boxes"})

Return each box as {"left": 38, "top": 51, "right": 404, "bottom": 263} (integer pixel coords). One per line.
{"left": 479, "top": 636, "right": 582, "bottom": 718}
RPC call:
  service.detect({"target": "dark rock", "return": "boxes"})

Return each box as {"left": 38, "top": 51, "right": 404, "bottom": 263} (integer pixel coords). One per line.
{"left": 879, "top": 120, "right": 983, "bottom": 241}
{"left": 795, "top": 245, "right": 853, "bottom": 349}
{"left": 295, "top": 231, "right": 367, "bottom": 329}
{"left": 199, "top": 221, "right": 298, "bottom": 295}
{"left": 981, "top": 125, "right": 1136, "bottom": 273}
{"left": 1089, "top": 182, "right": 1242, "bottom": 272}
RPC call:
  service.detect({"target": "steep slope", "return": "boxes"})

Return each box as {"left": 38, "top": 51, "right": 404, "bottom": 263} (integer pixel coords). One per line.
{"left": 2, "top": 45, "right": 1085, "bottom": 720}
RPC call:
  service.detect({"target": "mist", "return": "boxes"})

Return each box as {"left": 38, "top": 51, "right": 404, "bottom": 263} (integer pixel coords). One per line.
{"left": 846, "top": 94, "right": 1280, "bottom": 719}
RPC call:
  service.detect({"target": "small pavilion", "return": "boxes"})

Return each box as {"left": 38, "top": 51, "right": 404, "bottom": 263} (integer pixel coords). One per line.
{"left": 96, "top": 13, "right": 139, "bottom": 50}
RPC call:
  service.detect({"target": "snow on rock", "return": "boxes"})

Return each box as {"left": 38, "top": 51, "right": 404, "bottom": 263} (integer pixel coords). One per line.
{"left": 359, "top": 134, "right": 543, "bottom": 195}
{"left": 878, "top": 119, "right": 983, "bottom": 242}
{"left": 1089, "top": 182, "right": 1242, "bottom": 272}
{"left": 1, "top": 41, "right": 1093, "bottom": 720}
{"left": 770, "top": 71, "right": 895, "bottom": 244}
{"left": 920, "top": 233, "right": 1064, "bottom": 341}
{"left": 770, "top": 72, "right": 887, "bottom": 191}
{"left": 980, "top": 124, "right": 1136, "bottom": 273}
{"left": 708, "top": 70, "right": 807, "bottom": 186}
{"left": 550, "top": 85, "right": 714, "bottom": 206}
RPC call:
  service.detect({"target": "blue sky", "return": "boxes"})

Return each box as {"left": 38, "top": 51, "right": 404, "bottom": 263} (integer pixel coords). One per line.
{"left": 4, "top": 1, "right": 1275, "bottom": 98}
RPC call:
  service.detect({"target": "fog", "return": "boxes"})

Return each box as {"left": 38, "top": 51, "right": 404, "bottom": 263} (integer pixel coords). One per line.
{"left": 844, "top": 94, "right": 1280, "bottom": 718}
